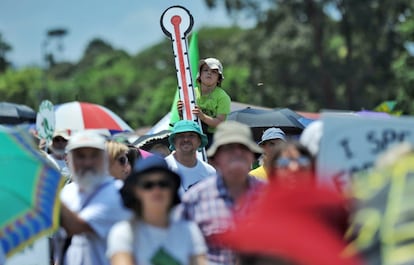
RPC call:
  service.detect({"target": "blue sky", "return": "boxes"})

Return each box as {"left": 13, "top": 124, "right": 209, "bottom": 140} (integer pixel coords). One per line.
{"left": 1, "top": 0, "right": 254, "bottom": 67}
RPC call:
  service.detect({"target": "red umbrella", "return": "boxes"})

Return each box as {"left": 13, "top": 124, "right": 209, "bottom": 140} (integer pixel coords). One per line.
{"left": 54, "top": 101, "right": 133, "bottom": 135}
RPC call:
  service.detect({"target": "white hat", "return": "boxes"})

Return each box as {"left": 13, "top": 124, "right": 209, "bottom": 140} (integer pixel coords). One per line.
{"left": 299, "top": 120, "right": 323, "bottom": 156}
{"left": 196, "top": 57, "right": 225, "bottom": 86}
{"left": 66, "top": 130, "right": 106, "bottom": 152}
{"left": 202, "top": 58, "right": 223, "bottom": 76}
{"left": 53, "top": 129, "right": 70, "bottom": 140}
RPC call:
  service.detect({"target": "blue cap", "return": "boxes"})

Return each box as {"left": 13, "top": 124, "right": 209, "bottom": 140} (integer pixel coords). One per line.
{"left": 258, "top": 127, "right": 286, "bottom": 145}
{"left": 168, "top": 120, "right": 208, "bottom": 151}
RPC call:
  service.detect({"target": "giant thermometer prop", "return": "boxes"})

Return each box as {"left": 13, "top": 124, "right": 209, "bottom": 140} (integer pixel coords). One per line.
{"left": 160, "top": 5, "right": 207, "bottom": 161}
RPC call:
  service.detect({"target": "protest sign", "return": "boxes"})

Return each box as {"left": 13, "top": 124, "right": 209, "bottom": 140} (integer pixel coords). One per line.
{"left": 317, "top": 113, "right": 414, "bottom": 192}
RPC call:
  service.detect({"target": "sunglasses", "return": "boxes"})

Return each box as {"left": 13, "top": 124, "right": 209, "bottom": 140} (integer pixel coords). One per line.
{"left": 117, "top": 156, "right": 128, "bottom": 166}
{"left": 276, "top": 156, "right": 311, "bottom": 169}
{"left": 137, "top": 179, "right": 172, "bottom": 190}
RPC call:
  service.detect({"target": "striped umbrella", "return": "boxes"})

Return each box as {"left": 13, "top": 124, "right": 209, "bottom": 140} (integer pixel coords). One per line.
{"left": 54, "top": 101, "right": 133, "bottom": 135}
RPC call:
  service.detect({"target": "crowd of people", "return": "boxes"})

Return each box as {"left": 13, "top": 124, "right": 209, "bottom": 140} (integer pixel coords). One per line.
{"left": 3, "top": 57, "right": 411, "bottom": 265}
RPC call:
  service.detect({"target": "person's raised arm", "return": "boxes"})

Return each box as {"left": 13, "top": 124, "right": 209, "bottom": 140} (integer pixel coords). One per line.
{"left": 193, "top": 106, "right": 226, "bottom": 128}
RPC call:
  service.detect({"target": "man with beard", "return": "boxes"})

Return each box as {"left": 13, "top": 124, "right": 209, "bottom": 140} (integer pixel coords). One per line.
{"left": 165, "top": 120, "right": 216, "bottom": 195}
{"left": 57, "top": 130, "right": 132, "bottom": 265}
{"left": 177, "top": 121, "right": 264, "bottom": 265}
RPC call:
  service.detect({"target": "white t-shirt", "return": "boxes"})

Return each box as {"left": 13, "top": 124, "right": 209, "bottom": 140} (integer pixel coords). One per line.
{"left": 165, "top": 154, "right": 216, "bottom": 195}
{"left": 107, "top": 218, "right": 207, "bottom": 265}
{"left": 60, "top": 178, "right": 132, "bottom": 265}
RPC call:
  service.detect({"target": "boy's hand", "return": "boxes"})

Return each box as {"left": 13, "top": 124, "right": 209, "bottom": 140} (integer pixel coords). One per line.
{"left": 177, "top": 100, "right": 183, "bottom": 118}
{"left": 192, "top": 105, "right": 206, "bottom": 122}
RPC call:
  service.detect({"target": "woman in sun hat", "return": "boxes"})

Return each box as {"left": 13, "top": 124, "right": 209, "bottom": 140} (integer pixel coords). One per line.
{"left": 107, "top": 155, "right": 207, "bottom": 265}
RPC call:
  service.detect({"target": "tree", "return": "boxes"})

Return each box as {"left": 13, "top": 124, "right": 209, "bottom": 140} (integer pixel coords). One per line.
{"left": 205, "top": 0, "right": 414, "bottom": 111}
{"left": 0, "top": 33, "right": 12, "bottom": 72}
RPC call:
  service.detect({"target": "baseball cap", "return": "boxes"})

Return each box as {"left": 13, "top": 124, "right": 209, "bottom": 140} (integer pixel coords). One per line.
{"left": 207, "top": 120, "right": 262, "bottom": 157}
{"left": 196, "top": 57, "right": 225, "bottom": 86}
{"left": 258, "top": 127, "right": 286, "bottom": 145}
{"left": 202, "top": 58, "right": 223, "bottom": 76}
{"left": 168, "top": 120, "right": 208, "bottom": 151}
{"left": 66, "top": 130, "right": 106, "bottom": 152}
{"left": 53, "top": 129, "right": 70, "bottom": 141}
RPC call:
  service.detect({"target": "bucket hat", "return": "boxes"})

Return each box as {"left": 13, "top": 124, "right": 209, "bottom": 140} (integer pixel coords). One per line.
{"left": 207, "top": 120, "right": 262, "bottom": 157}
{"left": 121, "top": 155, "right": 181, "bottom": 210}
{"left": 168, "top": 120, "right": 208, "bottom": 151}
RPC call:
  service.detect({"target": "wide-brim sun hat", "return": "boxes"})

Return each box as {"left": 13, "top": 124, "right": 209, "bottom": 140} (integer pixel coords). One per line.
{"left": 207, "top": 120, "right": 262, "bottom": 157}
{"left": 130, "top": 155, "right": 181, "bottom": 188}
{"left": 66, "top": 130, "right": 106, "bottom": 152}
{"left": 121, "top": 155, "right": 181, "bottom": 209}
{"left": 168, "top": 120, "right": 208, "bottom": 151}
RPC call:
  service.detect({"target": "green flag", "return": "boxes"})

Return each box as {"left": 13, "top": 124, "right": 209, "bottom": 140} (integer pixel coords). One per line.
{"left": 189, "top": 31, "right": 200, "bottom": 81}
{"left": 169, "top": 31, "right": 199, "bottom": 129}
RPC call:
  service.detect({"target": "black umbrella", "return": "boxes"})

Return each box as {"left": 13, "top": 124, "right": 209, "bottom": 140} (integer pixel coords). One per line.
{"left": 227, "top": 107, "right": 305, "bottom": 142}
{"left": 0, "top": 102, "right": 36, "bottom": 125}
{"left": 133, "top": 130, "right": 171, "bottom": 152}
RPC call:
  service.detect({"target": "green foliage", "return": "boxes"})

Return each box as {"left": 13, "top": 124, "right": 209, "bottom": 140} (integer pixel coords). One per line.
{"left": 0, "top": 67, "right": 43, "bottom": 108}
{"left": 0, "top": 33, "right": 12, "bottom": 72}
{"left": 1, "top": 0, "right": 414, "bottom": 131}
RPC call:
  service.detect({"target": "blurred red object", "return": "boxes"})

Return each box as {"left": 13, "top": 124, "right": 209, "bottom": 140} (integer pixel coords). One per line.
{"left": 215, "top": 181, "right": 362, "bottom": 265}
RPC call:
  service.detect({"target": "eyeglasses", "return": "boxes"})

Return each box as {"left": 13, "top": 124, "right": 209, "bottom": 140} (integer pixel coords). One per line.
{"left": 117, "top": 156, "right": 128, "bottom": 166}
{"left": 137, "top": 179, "right": 172, "bottom": 190}
{"left": 276, "top": 156, "right": 311, "bottom": 169}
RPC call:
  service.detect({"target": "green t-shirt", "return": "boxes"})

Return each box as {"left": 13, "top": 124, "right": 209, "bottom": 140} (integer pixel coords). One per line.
{"left": 195, "top": 86, "right": 231, "bottom": 133}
